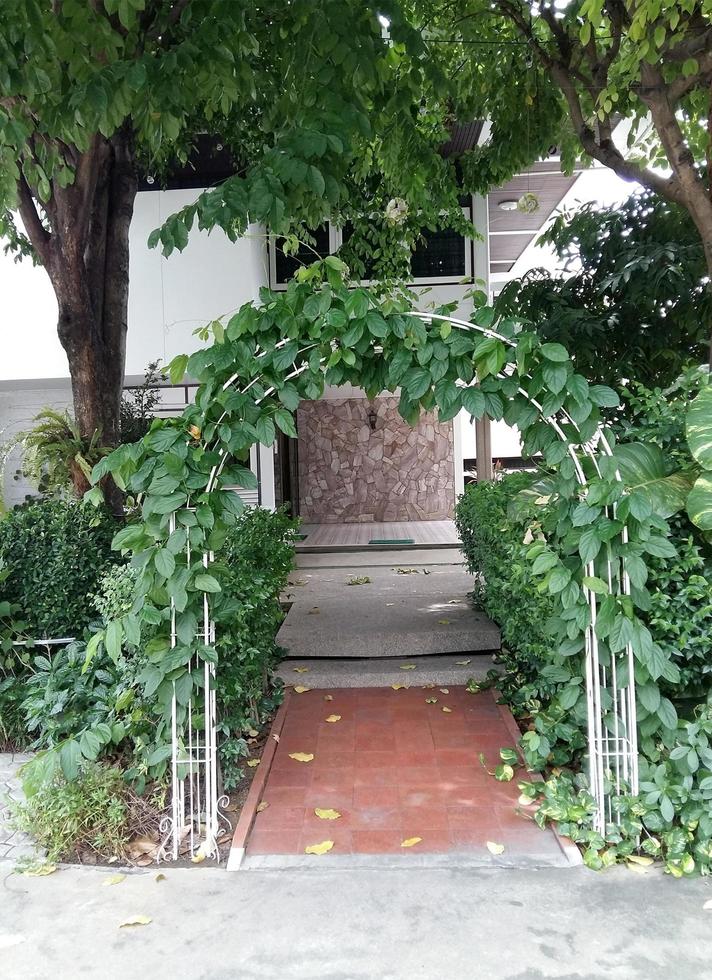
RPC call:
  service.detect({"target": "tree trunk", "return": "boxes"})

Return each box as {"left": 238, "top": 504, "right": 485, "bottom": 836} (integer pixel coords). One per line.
{"left": 42, "top": 129, "right": 137, "bottom": 513}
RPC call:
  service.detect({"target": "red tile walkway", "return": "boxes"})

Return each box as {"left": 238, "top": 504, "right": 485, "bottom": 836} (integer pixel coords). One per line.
{"left": 243, "top": 687, "right": 573, "bottom": 865}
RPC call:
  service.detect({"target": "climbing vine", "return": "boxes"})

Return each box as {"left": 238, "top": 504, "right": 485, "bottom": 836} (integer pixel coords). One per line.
{"left": 77, "top": 259, "right": 682, "bottom": 815}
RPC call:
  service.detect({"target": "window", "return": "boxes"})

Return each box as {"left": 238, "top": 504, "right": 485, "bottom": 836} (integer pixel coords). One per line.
{"left": 410, "top": 227, "right": 468, "bottom": 281}
{"left": 270, "top": 224, "right": 333, "bottom": 287}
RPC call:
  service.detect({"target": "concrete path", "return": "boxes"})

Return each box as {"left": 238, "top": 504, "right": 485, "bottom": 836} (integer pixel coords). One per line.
{"left": 277, "top": 548, "right": 500, "bottom": 662}
{"left": 0, "top": 752, "right": 41, "bottom": 865}
{"left": 2, "top": 862, "right": 711, "bottom": 979}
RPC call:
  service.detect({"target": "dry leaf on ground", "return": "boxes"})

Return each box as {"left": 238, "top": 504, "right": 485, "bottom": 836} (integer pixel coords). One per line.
{"left": 308, "top": 607, "right": 320, "bottom": 615}
{"left": 439, "top": 688, "right": 449, "bottom": 694}
{"left": 305, "top": 840, "right": 334, "bottom": 855}
{"left": 400, "top": 664, "right": 417, "bottom": 670}
{"left": 437, "top": 619, "right": 451, "bottom": 625}
{"left": 257, "top": 801, "right": 270, "bottom": 812}
{"left": 391, "top": 684, "right": 406, "bottom": 690}
{"left": 324, "top": 694, "right": 334, "bottom": 701}
{"left": 247, "top": 759, "right": 260, "bottom": 768}
{"left": 455, "top": 659, "right": 471, "bottom": 666}
{"left": 23, "top": 864, "right": 57, "bottom": 877}
{"left": 289, "top": 752, "right": 314, "bottom": 763}
{"left": 293, "top": 667, "right": 309, "bottom": 673}
{"left": 155, "top": 873, "right": 166, "bottom": 882}
{"left": 627, "top": 855, "right": 654, "bottom": 867}
{"left": 314, "top": 808, "right": 341, "bottom": 820}
{"left": 401, "top": 837, "right": 422, "bottom": 848}
{"left": 102, "top": 874, "right": 126, "bottom": 887}
{"left": 119, "top": 916, "right": 152, "bottom": 928}
{"left": 325, "top": 715, "right": 341, "bottom": 723}
{"left": 486, "top": 841, "right": 505, "bottom": 855}
{"left": 425, "top": 697, "right": 438, "bottom": 704}
{"left": 442, "top": 706, "right": 452, "bottom": 713}
{"left": 294, "top": 686, "right": 311, "bottom": 694}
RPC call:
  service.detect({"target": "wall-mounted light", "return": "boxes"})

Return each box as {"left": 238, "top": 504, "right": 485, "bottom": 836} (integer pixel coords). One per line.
{"left": 367, "top": 408, "right": 378, "bottom": 431}
{"left": 498, "top": 199, "right": 518, "bottom": 211}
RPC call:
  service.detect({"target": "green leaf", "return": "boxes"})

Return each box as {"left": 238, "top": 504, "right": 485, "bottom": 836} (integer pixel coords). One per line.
{"left": 404, "top": 367, "right": 432, "bottom": 400}
{"left": 167, "top": 353, "right": 189, "bottom": 385}
{"left": 194, "top": 573, "right": 221, "bottom": 593}
{"left": 254, "top": 415, "right": 276, "bottom": 446}
{"left": 105, "top": 620, "right": 122, "bottom": 662}
{"left": 59, "top": 739, "right": 81, "bottom": 781}
{"left": 154, "top": 548, "right": 176, "bottom": 579}
{"left": 540, "top": 342, "right": 569, "bottom": 363}
{"left": 687, "top": 473, "right": 712, "bottom": 531}
{"left": 657, "top": 698, "right": 678, "bottom": 731}
{"left": 588, "top": 385, "right": 619, "bottom": 408}
{"left": 274, "top": 408, "right": 298, "bottom": 439}
{"left": 461, "top": 387, "right": 486, "bottom": 418}
{"left": 582, "top": 575, "right": 608, "bottom": 595}
{"left": 614, "top": 443, "right": 692, "bottom": 519}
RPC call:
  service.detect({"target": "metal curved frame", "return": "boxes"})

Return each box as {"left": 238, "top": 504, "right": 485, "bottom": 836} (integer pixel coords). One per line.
{"left": 163, "top": 310, "right": 638, "bottom": 861}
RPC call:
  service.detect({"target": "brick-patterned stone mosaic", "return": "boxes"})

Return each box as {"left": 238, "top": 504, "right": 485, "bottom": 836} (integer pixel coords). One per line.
{"left": 297, "top": 397, "right": 455, "bottom": 523}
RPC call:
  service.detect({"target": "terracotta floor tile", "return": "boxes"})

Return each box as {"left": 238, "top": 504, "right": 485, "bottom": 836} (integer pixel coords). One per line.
{"left": 353, "top": 766, "right": 400, "bottom": 788}
{"left": 247, "top": 828, "right": 302, "bottom": 855}
{"left": 259, "top": 786, "right": 307, "bottom": 807}
{"left": 253, "top": 805, "right": 306, "bottom": 831}
{"left": 355, "top": 734, "right": 397, "bottom": 752}
{"left": 244, "top": 685, "right": 558, "bottom": 860}
{"left": 353, "top": 750, "right": 395, "bottom": 769}
{"left": 350, "top": 806, "right": 402, "bottom": 831}
{"left": 265, "top": 767, "right": 312, "bottom": 788}
{"left": 399, "top": 805, "right": 450, "bottom": 831}
{"left": 352, "top": 786, "right": 400, "bottom": 808}
{"left": 351, "top": 830, "right": 404, "bottom": 854}
{"left": 299, "top": 827, "right": 353, "bottom": 855}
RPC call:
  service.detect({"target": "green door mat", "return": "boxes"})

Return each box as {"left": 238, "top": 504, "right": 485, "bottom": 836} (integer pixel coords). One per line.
{"left": 369, "top": 538, "right": 415, "bottom": 545}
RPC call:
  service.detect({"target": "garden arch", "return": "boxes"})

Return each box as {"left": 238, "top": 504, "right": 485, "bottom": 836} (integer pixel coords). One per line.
{"left": 100, "top": 270, "right": 642, "bottom": 862}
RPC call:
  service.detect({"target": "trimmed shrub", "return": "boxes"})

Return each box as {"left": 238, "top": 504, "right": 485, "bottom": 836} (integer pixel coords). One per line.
{"left": 0, "top": 499, "right": 121, "bottom": 638}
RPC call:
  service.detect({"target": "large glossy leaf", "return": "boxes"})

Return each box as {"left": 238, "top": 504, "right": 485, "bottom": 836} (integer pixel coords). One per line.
{"left": 686, "top": 385, "right": 712, "bottom": 469}
{"left": 687, "top": 473, "right": 712, "bottom": 531}
{"left": 613, "top": 442, "right": 694, "bottom": 518}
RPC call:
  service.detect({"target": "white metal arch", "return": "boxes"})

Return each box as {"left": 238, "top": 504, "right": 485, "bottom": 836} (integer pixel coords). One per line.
{"left": 161, "top": 311, "right": 638, "bottom": 862}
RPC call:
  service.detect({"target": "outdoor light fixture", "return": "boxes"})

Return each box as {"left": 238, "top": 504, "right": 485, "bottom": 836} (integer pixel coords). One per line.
{"left": 498, "top": 199, "right": 518, "bottom": 211}
{"left": 367, "top": 408, "right": 378, "bottom": 431}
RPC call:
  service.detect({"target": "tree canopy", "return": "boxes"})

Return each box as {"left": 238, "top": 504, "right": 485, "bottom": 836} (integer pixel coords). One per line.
{"left": 495, "top": 189, "right": 710, "bottom": 386}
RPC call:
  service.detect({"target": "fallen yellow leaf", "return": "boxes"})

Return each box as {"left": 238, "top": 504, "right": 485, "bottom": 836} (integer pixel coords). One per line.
{"left": 308, "top": 607, "right": 320, "bottom": 615}
{"left": 289, "top": 752, "right": 314, "bottom": 763}
{"left": 102, "top": 874, "right": 126, "bottom": 887}
{"left": 455, "top": 659, "right": 471, "bottom": 666}
{"left": 119, "top": 916, "right": 152, "bottom": 928}
{"left": 439, "top": 688, "right": 449, "bottom": 694}
{"left": 324, "top": 694, "right": 334, "bottom": 701}
{"left": 191, "top": 852, "right": 206, "bottom": 864}
{"left": 325, "top": 715, "right": 342, "bottom": 723}
{"left": 272, "top": 733, "right": 280, "bottom": 742}
{"left": 626, "top": 861, "right": 649, "bottom": 875}
{"left": 627, "top": 854, "right": 654, "bottom": 866}
{"left": 305, "top": 840, "right": 334, "bottom": 855}
{"left": 437, "top": 619, "right": 451, "bottom": 625}
{"left": 23, "top": 864, "right": 57, "bottom": 877}
{"left": 442, "top": 706, "right": 452, "bottom": 713}
{"left": 518, "top": 794, "right": 535, "bottom": 807}
{"left": 293, "top": 667, "right": 309, "bottom": 673}
{"left": 486, "top": 841, "right": 505, "bottom": 855}
{"left": 391, "top": 684, "right": 406, "bottom": 690}
{"left": 155, "top": 873, "right": 166, "bottom": 882}
{"left": 294, "top": 686, "right": 310, "bottom": 694}
{"left": 400, "top": 664, "right": 417, "bottom": 670}
{"left": 247, "top": 728, "right": 259, "bottom": 737}
{"left": 425, "top": 697, "right": 438, "bottom": 704}
{"left": 401, "top": 837, "right": 422, "bottom": 848}
{"left": 246, "top": 759, "right": 260, "bottom": 768}
{"left": 314, "top": 808, "right": 341, "bottom": 820}
{"left": 257, "top": 801, "right": 269, "bottom": 812}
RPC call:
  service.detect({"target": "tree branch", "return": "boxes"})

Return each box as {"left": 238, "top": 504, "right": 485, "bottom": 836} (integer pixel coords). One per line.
{"left": 16, "top": 174, "right": 51, "bottom": 266}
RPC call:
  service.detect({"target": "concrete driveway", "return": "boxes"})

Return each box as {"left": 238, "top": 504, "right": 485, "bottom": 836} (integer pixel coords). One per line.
{"left": 1, "top": 862, "right": 710, "bottom": 979}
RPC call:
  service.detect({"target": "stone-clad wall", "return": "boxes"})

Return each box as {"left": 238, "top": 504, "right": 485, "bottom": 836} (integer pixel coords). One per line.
{"left": 297, "top": 397, "right": 455, "bottom": 523}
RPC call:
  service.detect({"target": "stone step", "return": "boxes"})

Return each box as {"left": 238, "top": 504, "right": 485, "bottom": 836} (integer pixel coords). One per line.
{"left": 276, "top": 591, "right": 500, "bottom": 660}
{"left": 275, "top": 653, "right": 499, "bottom": 689}
{"left": 295, "top": 548, "right": 467, "bottom": 569}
